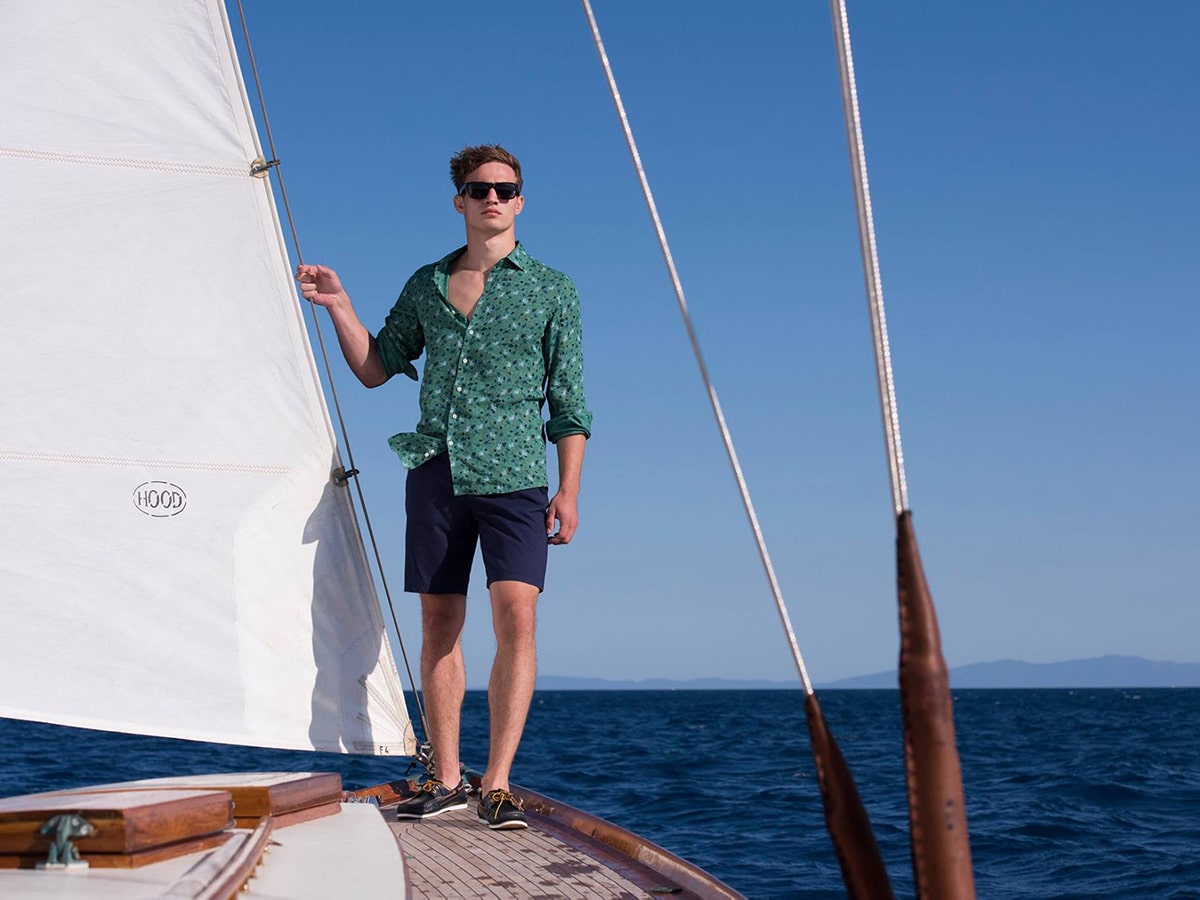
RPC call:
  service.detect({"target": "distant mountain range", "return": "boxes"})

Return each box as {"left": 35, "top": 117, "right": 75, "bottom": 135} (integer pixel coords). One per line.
{"left": 533, "top": 656, "right": 1200, "bottom": 691}
{"left": 824, "top": 655, "right": 1200, "bottom": 689}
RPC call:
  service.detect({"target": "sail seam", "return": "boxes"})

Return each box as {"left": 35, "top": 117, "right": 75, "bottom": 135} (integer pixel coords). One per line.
{"left": 0, "top": 449, "right": 290, "bottom": 475}
{"left": 0, "top": 146, "right": 248, "bottom": 178}
{"left": 358, "top": 675, "right": 408, "bottom": 735}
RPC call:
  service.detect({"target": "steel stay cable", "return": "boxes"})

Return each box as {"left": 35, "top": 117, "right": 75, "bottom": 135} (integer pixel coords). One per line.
{"left": 232, "top": 0, "right": 428, "bottom": 744}
{"left": 829, "top": 0, "right": 909, "bottom": 516}
{"left": 831, "top": 8, "right": 979, "bottom": 895}
{"left": 581, "top": 0, "right": 814, "bottom": 696}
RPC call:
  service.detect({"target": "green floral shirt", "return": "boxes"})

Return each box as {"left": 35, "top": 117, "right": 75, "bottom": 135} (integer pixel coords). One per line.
{"left": 375, "top": 243, "right": 592, "bottom": 496}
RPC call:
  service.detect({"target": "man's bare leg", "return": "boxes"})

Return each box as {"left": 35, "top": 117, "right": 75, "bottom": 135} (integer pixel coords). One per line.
{"left": 420, "top": 593, "right": 468, "bottom": 786}
{"left": 480, "top": 579, "right": 539, "bottom": 794}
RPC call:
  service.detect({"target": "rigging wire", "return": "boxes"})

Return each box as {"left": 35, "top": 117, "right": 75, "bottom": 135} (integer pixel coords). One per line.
{"left": 829, "top": 0, "right": 909, "bottom": 516}
{"left": 580, "top": 0, "right": 814, "bottom": 696}
{"left": 232, "top": 0, "right": 429, "bottom": 745}
{"left": 830, "top": 6, "right": 977, "bottom": 891}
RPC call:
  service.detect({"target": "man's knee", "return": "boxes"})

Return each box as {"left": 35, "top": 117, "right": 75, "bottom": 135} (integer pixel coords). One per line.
{"left": 421, "top": 593, "right": 467, "bottom": 650}
{"left": 489, "top": 582, "right": 538, "bottom": 646}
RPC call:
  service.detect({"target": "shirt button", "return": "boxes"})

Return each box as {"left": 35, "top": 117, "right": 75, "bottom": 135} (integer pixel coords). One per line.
{"left": 424, "top": 450, "right": 432, "bottom": 457}
{"left": 456, "top": 386, "right": 463, "bottom": 393}
{"left": 462, "top": 357, "right": 468, "bottom": 364}
{"left": 447, "top": 440, "right": 454, "bottom": 447}
{"left": 451, "top": 413, "right": 458, "bottom": 420}
{"left": 467, "top": 329, "right": 474, "bottom": 336}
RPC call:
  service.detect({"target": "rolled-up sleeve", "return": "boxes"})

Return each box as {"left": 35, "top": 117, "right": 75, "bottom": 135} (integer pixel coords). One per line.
{"left": 376, "top": 279, "right": 423, "bottom": 382}
{"left": 543, "top": 281, "right": 593, "bottom": 443}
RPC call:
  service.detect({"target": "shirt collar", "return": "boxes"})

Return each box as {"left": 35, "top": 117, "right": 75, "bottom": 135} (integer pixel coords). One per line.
{"left": 434, "top": 242, "right": 527, "bottom": 299}
{"left": 435, "top": 241, "right": 528, "bottom": 277}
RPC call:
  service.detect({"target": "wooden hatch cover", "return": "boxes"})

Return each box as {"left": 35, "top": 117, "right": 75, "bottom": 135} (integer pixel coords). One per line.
{"left": 0, "top": 788, "right": 234, "bottom": 869}
{"left": 42, "top": 772, "right": 345, "bottom": 828}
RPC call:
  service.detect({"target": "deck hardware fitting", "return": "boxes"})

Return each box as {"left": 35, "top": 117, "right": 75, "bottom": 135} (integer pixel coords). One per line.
{"left": 35, "top": 813, "right": 94, "bottom": 869}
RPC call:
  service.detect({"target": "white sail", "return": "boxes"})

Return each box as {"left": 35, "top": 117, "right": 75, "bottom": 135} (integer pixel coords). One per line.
{"left": 0, "top": 1, "right": 414, "bottom": 756}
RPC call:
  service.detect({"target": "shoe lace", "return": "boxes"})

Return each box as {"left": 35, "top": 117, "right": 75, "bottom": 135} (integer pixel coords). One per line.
{"left": 485, "top": 789, "right": 523, "bottom": 810}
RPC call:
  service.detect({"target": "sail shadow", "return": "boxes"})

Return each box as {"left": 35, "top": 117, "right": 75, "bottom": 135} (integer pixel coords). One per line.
{"left": 302, "top": 464, "right": 387, "bottom": 754}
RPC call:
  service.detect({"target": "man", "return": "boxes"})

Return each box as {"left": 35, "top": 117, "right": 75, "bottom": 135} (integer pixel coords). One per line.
{"left": 296, "top": 145, "right": 591, "bottom": 831}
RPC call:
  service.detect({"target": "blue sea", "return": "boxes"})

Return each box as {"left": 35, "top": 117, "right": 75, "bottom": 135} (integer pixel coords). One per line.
{"left": 2, "top": 689, "right": 1198, "bottom": 898}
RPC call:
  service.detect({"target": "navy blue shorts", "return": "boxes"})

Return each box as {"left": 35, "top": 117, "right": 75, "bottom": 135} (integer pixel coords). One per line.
{"left": 404, "top": 453, "right": 549, "bottom": 595}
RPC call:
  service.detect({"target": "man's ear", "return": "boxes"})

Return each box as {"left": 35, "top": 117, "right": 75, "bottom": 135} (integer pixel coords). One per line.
{"left": 453, "top": 194, "right": 465, "bottom": 214}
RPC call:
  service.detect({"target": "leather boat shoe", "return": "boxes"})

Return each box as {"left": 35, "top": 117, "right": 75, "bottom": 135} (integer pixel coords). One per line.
{"left": 394, "top": 779, "right": 468, "bottom": 819}
{"left": 478, "top": 789, "right": 528, "bottom": 830}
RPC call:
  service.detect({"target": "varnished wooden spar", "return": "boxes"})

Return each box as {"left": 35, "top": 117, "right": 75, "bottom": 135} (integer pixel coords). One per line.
{"left": 897, "top": 512, "right": 975, "bottom": 897}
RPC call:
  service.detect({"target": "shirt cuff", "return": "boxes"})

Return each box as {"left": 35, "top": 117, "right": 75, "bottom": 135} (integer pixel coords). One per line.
{"left": 376, "top": 330, "right": 419, "bottom": 381}
{"left": 546, "top": 410, "right": 593, "bottom": 443}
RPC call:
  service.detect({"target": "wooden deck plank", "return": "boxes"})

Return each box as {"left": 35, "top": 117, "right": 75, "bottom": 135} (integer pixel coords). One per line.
{"left": 386, "top": 804, "right": 646, "bottom": 899}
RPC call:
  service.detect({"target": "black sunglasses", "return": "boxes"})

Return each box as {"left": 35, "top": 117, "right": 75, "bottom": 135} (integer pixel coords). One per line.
{"left": 459, "top": 181, "right": 522, "bottom": 201}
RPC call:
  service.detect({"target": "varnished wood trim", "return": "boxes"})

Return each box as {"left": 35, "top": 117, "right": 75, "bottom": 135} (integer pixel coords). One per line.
{"left": 169, "top": 817, "right": 275, "bottom": 900}
{"left": 0, "top": 832, "right": 232, "bottom": 870}
{"left": 237, "top": 799, "right": 341, "bottom": 830}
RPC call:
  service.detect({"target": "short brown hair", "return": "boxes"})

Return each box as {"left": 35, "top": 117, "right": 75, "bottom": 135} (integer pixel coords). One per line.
{"left": 449, "top": 145, "right": 523, "bottom": 191}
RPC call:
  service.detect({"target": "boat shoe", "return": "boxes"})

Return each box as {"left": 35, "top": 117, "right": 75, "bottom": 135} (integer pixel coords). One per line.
{"left": 394, "top": 779, "right": 469, "bottom": 820}
{"left": 478, "top": 788, "right": 528, "bottom": 830}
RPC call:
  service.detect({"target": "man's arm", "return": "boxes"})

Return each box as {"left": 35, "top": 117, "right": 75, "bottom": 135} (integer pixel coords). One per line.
{"left": 542, "top": 278, "right": 592, "bottom": 546}
{"left": 546, "top": 433, "right": 586, "bottom": 545}
{"left": 296, "top": 264, "right": 388, "bottom": 387}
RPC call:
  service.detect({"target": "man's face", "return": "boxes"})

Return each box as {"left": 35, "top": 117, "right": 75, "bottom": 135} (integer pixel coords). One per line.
{"left": 453, "top": 161, "right": 524, "bottom": 234}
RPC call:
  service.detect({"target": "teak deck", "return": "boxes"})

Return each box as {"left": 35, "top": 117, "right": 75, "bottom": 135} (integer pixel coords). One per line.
{"left": 390, "top": 804, "right": 676, "bottom": 898}
{"left": 378, "top": 783, "right": 744, "bottom": 900}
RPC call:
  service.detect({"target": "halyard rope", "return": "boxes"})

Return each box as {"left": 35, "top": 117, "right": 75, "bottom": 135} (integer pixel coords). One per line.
{"left": 580, "top": 0, "right": 814, "bottom": 696}
{"left": 231, "top": 0, "right": 428, "bottom": 739}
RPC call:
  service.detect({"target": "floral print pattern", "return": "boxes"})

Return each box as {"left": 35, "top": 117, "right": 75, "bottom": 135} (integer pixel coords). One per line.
{"left": 376, "top": 243, "right": 592, "bottom": 495}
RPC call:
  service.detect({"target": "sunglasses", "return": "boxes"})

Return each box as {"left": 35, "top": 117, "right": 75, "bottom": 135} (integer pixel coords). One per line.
{"left": 459, "top": 181, "right": 522, "bottom": 201}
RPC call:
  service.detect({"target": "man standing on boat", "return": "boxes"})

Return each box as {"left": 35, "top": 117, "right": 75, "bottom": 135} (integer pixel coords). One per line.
{"left": 296, "top": 145, "right": 591, "bottom": 831}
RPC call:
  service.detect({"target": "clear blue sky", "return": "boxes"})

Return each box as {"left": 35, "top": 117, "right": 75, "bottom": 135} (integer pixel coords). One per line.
{"left": 235, "top": 2, "right": 1198, "bottom": 685}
